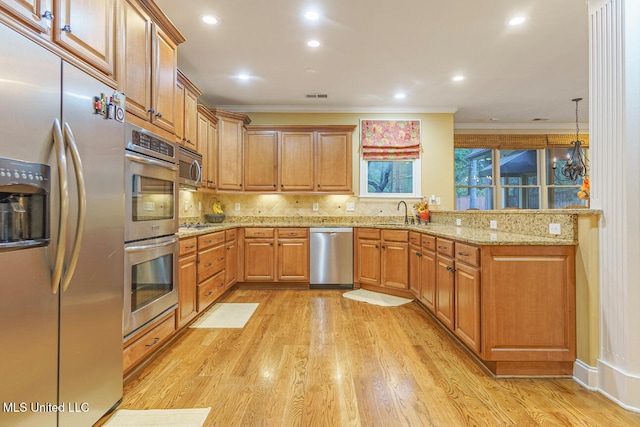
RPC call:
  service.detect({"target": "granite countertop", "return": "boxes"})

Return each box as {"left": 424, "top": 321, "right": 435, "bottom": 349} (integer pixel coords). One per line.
{"left": 177, "top": 220, "right": 575, "bottom": 246}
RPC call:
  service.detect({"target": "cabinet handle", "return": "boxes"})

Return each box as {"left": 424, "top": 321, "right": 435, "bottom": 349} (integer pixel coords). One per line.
{"left": 458, "top": 251, "right": 469, "bottom": 256}
{"left": 446, "top": 265, "right": 457, "bottom": 273}
{"left": 182, "top": 137, "right": 187, "bottom": 141}
{"left": 145, "top": 337, "right": 160, "bottom": 347}
{"left": 186, "top": 245, "right": 196, "bottom": 249}
{"left": 147, "top": 108, "right": 155, "bottom": 114}
{"left": 227, "top": 247, "right": 231, "bottom": 251}
{"left": 61, "top": 24, "right": 71, "bottom": 33}
{"left": 415, "top": 251, "right": 422, "bottom": 257}
{"left": 42, "top": 11, "right": 54, "bottom": 20}
{"left": 156, "top": 112, "right": 163, "bottom": 118}
{"left": 217, "top": 257, "right": 224, "bottom": 261}
{"left": 273, "top": 184, "right": 276, "bottom": 188}
{"left": 381, "top": 245, "right": 386, "bottom": 249}
{"left": 205, "top": 262, "right": 212, "bottom": 267}
{"left": 375, "top": 245, "right": 379, "bottom": 249}
{"left": 219, "top": 282, "right": 225, "bottom": 287}
{"left": 205, "top": 291, "right": 213, "bottom": 296}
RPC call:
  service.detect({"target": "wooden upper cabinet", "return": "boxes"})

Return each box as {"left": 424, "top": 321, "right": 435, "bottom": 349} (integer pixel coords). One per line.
{"left": 196, "top": 105, "right": 217, "bottom": 191}
{"left": 316, "top": 132, "right": 352, "bottom": 192}
{"left": 244, "top": 131, "right": 278, "bottom": 191}
{"left": 176, "top": 71, "right": 202, "bottom": 149}
{"left": 206, "top": 117, "right": 218, "bottom": 189}
{"left": 54, "top": 0, "right": 115, "bottom": 76}
{"left": 119, "top": 0, "right": 184, "bottom": 132}
{"left": 215, "top": 110, "right": 250, "bottom": 191}
{"left": 0, "top": 0, "right": 52, "bottom": 34}
{"left": 280, "top": 132, "right": 314, "bottom": 192}
{"left": 1, "top": 0, "right": 115, "bottom": 81}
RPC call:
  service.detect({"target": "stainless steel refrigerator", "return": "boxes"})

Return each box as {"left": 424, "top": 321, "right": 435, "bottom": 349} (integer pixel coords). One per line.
{"left": 0, "top": 22, "right": 124, "bottom": 427}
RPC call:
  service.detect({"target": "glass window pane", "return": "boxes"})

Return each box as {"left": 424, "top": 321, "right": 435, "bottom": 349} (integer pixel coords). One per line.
{"left": 501, "top": 187, "right": 539, "bottom": 209}
{"left": 499, "top": 150, "right": 538, "bottom": 185}
{"left": 456, "top": 187, "right": 494, "bottom": 210}
{"left": 548, "top": 188, "right": 588, "bottom": 208}
{"left": 367, "top": 161, "right": 413, "bottom": 194}
{"left": 455, "top": 148, "right": 493, "bottom": 186}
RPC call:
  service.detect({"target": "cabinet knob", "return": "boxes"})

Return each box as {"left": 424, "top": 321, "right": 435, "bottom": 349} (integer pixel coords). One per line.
{"left": 147, "top": 108, "right": 155, "bottom": 114}
{"left": 42, "top": 11, "right": 54, "bottom": 20}
{"left": 61, "top": 24, "right": 72, "bottom": 33}
{"left": 156, "top": 112, "right": 163, "bottom": 118}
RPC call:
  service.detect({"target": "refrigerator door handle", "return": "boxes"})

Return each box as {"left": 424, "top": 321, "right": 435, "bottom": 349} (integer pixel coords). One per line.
{"left": 51, "top": 119, "right": 69, "bottom": 294}
{"left": 60, "top": 122, "right": 86, "bottom": 292}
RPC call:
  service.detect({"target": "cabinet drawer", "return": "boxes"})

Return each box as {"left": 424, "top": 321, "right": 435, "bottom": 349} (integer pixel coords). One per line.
{"left": 225, "top": 228, "right": 237, "bottom": 241}
{"left": 198, "top": 231, "right": 225, "bottom": 250}
{"left": 244, "top": 228, "right": 275, "bottom": 238}
{"left": 382, "top": 229, "right": 408, "bottom": 242}
{"left": 198, "top": 244, "right": 225, "bottom": 282}
{"left": 455, "top": 242, "right": 481, "bottom": 267}
{"left": 409, "top": 231, "right": 421, "bottom": 246}
{"left": 179, "top": 237, "right": 197, "bottom": 256}
{"left": 422, "top": 235, "right": 436, "bottom": 252}
{"left": 198, "top": 270, "right": 225, "bottom": 311}
{"left": 436, "top": 238, "right": 455, "bottom": 257}
{"left": 358, "top": 228, "right": 380, "bottom": 240}
{"left": 278, "top": 228, "right": 308, "bottom": 238}
{"left": 123, "top": 312, "right": 175, "bottom": 373}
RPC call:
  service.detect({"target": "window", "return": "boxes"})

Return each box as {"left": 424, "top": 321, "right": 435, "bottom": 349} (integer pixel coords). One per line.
{"left": 454, "top": 147, "right": 589, "bottom": 209}
{"left": 360, "top": 119, "right": 421, "bottom": 197}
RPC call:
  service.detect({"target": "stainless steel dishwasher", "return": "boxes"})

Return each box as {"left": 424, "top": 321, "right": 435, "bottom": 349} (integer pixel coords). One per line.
{"left": 310, "top": 227, "right": 354, "bottom": 288}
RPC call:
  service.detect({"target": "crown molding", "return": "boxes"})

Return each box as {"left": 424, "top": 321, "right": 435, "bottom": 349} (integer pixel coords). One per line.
{"left": 212, "top": 104, "right": 458, "bottom": 114}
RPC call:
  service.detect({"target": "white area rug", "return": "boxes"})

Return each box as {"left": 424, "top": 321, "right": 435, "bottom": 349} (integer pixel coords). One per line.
{"left": 343, "top": 289, "right": 413, "bottom": 307}
{"left": 190, "top": 303, "right": 259, "bottom": 328}
{"left": 103, "top": 408, "right": 211, "bottom": 427}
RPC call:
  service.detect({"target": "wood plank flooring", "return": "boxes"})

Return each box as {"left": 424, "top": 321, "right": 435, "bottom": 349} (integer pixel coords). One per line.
{"left": 100, "top": 289, "right": 640, "bottom": 426}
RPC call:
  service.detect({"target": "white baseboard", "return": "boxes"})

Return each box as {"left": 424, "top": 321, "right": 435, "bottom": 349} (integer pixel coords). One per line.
{"left": 596, "top": 359, "right": 640, "bottom": 413}
{"left": 573, "top": 359, "right": 599, "bottom": 390}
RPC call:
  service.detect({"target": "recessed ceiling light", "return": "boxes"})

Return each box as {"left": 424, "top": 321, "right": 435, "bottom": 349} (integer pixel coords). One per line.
{"left": 394, "top": 93, "right": 407, "bottom": 100}
{"left": 307, "top": 40, "right": 320, "bottom": 48}
{"left": 304, "top": 11, "right": 320, "bottom": 21}
{"left": 305, "top": 68, "right": 317, "bottom": 73}
{"left": 509, "top": 16, "right": 526, "bottom": 26}
{"left": 452, "top": 75, "right": 465, "bottom": 82}
{"left": 202, "top": 15, "right": 218, "bottom": 25}
{"left": 237, "top": 73, "right": 251, "bottom": 81}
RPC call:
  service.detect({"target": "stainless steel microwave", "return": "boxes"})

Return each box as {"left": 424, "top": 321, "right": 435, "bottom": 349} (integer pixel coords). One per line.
{"left": 178, "top": 146, "right": 202, "bottom": 189}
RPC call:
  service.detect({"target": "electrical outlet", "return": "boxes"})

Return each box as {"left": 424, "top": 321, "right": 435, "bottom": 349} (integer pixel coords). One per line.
{"left": 456, "top": 218, "right": 462, "bottom": 226}
{"left": 198, "top": 201, "right": 202, "bottom": 211}
{"left": 490, "top": 220, "right": 498, "bottom": 229}
{"left": 436, "top": 197, "right": 441, "bottom": 206}
{"left": 346, "top": 202, "right": 355, "bottom": 211}
{"left": 143, "top": 201, "right": 155, "bottom": 211}
{"left": 313, "top": 203, "right": 319, "bottom": 211}
{"left": 234, "top": 203, "right": 241, "bottom": 211}
{"left": 549, "top": 223, "right": 561, "bottom": 235}
{"left": 183, "top": 201, "right": 189, "bottom": 212}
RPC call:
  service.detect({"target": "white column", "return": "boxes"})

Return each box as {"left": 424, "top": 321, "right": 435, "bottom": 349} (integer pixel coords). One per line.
{"left": 589, "top": 0, "right": 640, "bottom": 410}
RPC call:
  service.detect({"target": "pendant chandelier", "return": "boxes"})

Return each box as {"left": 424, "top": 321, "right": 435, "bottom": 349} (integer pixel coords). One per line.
{"left": 552, "top": 98, "right": 588, "bottom": 181}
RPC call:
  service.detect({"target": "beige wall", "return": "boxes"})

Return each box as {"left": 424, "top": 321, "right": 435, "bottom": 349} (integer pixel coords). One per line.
{"left": 246, "top": 112, "right": 455, "bottom": 209}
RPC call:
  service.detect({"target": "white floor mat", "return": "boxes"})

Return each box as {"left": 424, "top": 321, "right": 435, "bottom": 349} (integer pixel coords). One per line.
{"left": 190, "top": 303, "right": 259, "bottom": 328}
{"left": 103, "top": 408, "right": 211, "bottom": 426}
{"left": 343, "top": 289, "right": 413, "bottom": 307}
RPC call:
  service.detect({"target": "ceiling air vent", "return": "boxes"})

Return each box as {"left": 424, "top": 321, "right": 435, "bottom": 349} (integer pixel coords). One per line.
{"left": 532, "top": 117, "right": 550, "bottom": 121}
{"left": 305, "top": 93, "right": 328, "bottom": 99}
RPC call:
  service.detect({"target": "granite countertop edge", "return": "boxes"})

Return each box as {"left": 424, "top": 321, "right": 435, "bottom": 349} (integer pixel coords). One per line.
{"left": 177, "top": 221, "right": 575, "bottom": 246}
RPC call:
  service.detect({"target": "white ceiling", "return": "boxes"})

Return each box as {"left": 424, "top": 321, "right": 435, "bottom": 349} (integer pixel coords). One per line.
{"left": 155, "top": 0, "right": 590, "bottom": 129}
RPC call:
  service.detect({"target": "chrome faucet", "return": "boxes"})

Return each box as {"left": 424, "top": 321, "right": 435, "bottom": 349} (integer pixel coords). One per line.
{"left": 397, "top": 200, "right": 408, "bottom": 224}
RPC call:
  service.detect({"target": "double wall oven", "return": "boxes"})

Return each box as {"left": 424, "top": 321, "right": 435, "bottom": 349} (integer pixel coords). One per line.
{"left": 123, "top": 123, "right": 179, "bottom": 339}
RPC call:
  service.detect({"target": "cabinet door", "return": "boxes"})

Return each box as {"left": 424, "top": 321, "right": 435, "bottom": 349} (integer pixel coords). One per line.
{"left": 151, "top": 25, "right": 176, "bottom": 132}
{"left": 174, "top": 79, "right": 185, "bottom": 143}
{"left": 0, "top": 0, "right": 52, "bottom": 33}
{"left": 408, "top": 245, "right": 421, "bottom": 297}
{"left": 197, "top": 244, "right": 225, "bottom": 283}
{"left": 244, "top": 131, "right": 278, "bottom": 191}
{"left": 218, "top": 117, "right": 243, "bottom": 191}
{"left": 244, "top": 240, "right": 275, "bottom": 281}
{"left": 435, "top": 255, "right": 455, "bottom": 330}
{"left": 381, "top": 241, "right": 409, "bottom": 289}
{"left": 206, "top": 120, "right": 217, "bottom": 189}
{"left": 196, "top": 113, "right": 209, "bottom": 185}
{"left": 420, "top": 249, "right": 436, "bottom": 313}
{"left": 357, "top": 239, "right": 380, "bottom": 285}
{"left": 277, "top": 238, "right": 309, "bottom": 281}
{"left": 183, "top": 89, "right": 198, "bottom": 151}
{"left": 120, "top": 0, "right": 151, "bottom": 121}
{"left": 177, "top": 254, "right": 197, "bottom": 328}
{"left": 455, "top": 262, "right": 481, "bottom": 354}
{"left": 280, "top": 132, "right": 314, "bottom": 191}
{"left": 315, "top": 132, "right": 352, "bottom": 192}
{"left": 225, "top": 240, "right": 238, "bottom": 288}
{"left": 54, "top": 0, "right": 115, "bottom": 75}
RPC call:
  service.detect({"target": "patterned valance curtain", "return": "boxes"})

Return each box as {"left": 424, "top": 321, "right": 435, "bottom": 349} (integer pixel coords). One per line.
{"left": 361, "top": 120, "right": 421, "bottom": 160}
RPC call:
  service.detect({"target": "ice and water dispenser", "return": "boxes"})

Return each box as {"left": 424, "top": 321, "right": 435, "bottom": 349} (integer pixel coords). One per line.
{"left": 0, "top": 157, "right": 50, "bottom": 250}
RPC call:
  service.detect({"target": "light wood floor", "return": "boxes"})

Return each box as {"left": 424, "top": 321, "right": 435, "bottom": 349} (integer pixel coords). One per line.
{"left": 101, "top": 289, "right": 640, "bottom": 426}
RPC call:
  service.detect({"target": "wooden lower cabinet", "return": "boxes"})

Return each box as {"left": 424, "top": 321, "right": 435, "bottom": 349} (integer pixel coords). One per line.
{"left": 355, "top": 228, "right": 410, "bottom": 297}
{"left": 225, "top": 229, "right": 238, "bottom": 288}
{"left": 244, "top": 238, "right": 275, "bottom": 281}
{"left": 277, "top": 237, "right": 309, "bottom": 281}
{"left": 123, "top": 311, "right": 175, "bottom": 375}
{"left": 177, "top": 238, "right": 197, "bottom": 328}
{"left": 454, "top": 262, "right": 481, "bottom": 353}
{"left": 196, "top": 231, "right": 226, "bottom": 312}
{"left": 419, "top": 235, "right": 437, "bottom": 312}
{"left": 197, "top": 270, "right": 225, "bottom": 311}
{"left": 435, "top": 252, "right": 456, "bottom": 330}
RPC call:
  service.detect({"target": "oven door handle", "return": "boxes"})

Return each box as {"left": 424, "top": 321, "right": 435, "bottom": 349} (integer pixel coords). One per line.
{"left": 125, "top": 238, "right": 178, "bottom": 253}
{"left": 125, "top": 152, "right": 178, "bottom": 171}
